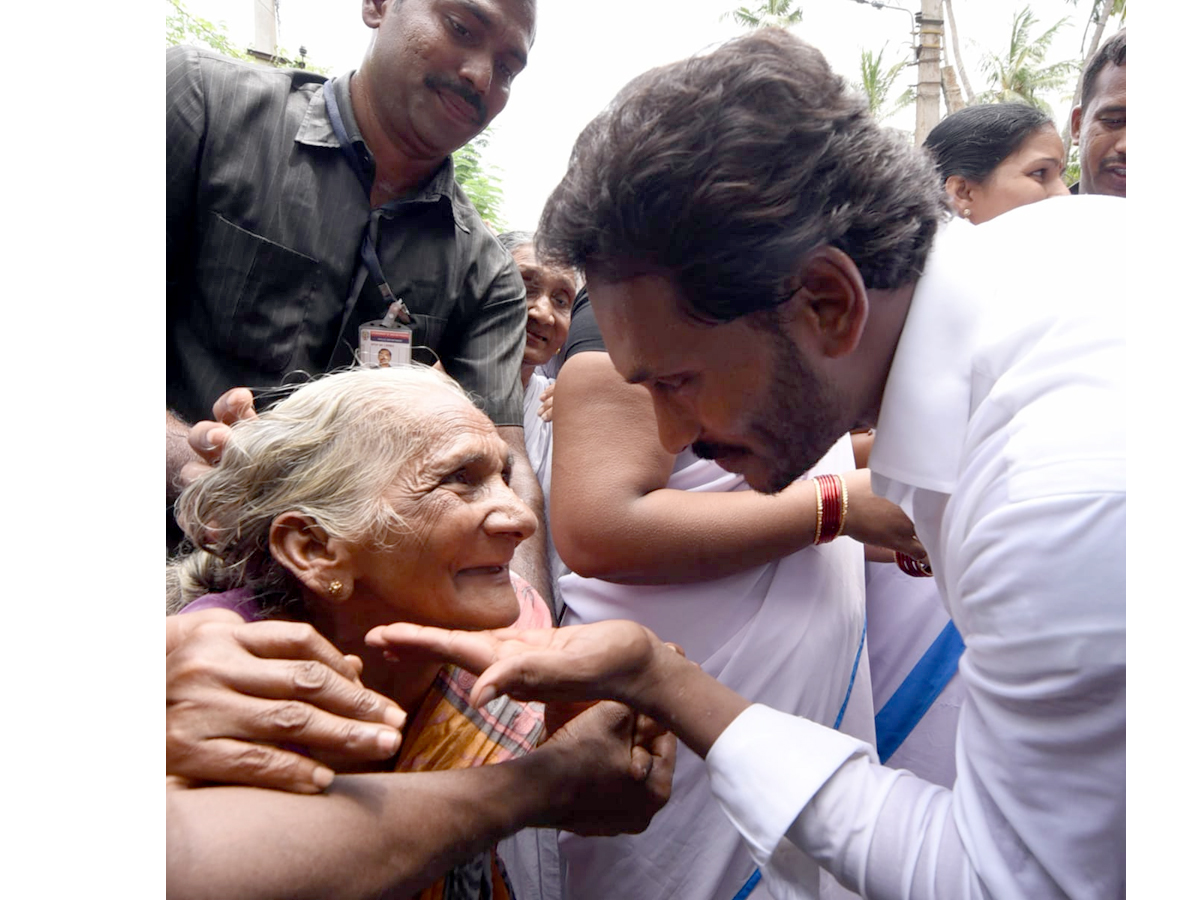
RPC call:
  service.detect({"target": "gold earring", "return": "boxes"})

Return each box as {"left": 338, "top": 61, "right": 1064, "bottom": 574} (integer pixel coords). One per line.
{"left": 328, "top": 579, "right": 345, "bottom": 599}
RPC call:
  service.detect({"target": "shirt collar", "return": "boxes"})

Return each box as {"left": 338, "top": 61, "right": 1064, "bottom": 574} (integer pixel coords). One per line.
{"left": 295, "top": 71, "right": 468, "bottom": 230}
{"left": 869, "top": 217, "right": 980, "bottom": 494}
{"left": 295, "top": 72, "right": 344, "bottom": 148}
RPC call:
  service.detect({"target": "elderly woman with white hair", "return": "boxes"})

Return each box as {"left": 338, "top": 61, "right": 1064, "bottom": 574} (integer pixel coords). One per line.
{"left": 165, "top": 366, "right": 673, "bottom": 900}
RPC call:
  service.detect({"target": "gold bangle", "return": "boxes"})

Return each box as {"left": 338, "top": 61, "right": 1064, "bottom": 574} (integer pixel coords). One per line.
{"left": 834, "top": 473, "right": 848, "bottom": 539}
{"left": 813, "top": 479, "right": 824, "bottom": 546}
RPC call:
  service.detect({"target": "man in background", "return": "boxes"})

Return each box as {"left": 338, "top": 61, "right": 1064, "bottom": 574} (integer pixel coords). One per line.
{"left": 166, "top": 0, "right": 549, "bottom": 599}
{"left": 1071, "top": 28, "right": 1126, "bottom": 196}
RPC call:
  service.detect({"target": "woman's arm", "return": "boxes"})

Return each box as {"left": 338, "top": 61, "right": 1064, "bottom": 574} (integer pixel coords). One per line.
{"left": 851, "top": 429, "right": 873, "bottom": 468}
{"left": 167, "top": 700, "right": 674, "bottom": 900}
{"left": 550, "top": 351, "right": 921, "bottom": 584}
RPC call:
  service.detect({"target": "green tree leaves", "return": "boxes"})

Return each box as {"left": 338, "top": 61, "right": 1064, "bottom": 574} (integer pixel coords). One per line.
{"left": 166, "top": 0, "right": 249, "bottom": 60}
{"left": 721, "top": 0, "right": 804, "bottom": 31}
{"left": 853, "top": 44, "right": 916, "bottom": 123}
{"left": 977, "top": 5, "right": 1077, "bottom": 112}
{"left": 452, "top": 129, "right": 508, "bottom": 231}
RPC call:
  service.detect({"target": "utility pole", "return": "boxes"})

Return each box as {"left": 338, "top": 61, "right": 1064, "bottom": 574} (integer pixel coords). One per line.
{"left": 248, "top": 0, "right": 281, "bottom": 66}
{"left": 914, "top": 0, "right": 944, "bottom": 145}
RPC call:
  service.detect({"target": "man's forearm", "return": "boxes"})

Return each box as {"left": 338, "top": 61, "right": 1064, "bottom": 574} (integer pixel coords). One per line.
{"left": 496, "top": 425, "right": 552, "bottom": 609}
{"left": 629, "top": 644, "right": 752, "bottom": 760}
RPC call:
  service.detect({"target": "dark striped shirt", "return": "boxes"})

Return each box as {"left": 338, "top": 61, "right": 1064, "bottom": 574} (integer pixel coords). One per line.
{"left": 166, "top": 45, "right": 526, "bottom": 425}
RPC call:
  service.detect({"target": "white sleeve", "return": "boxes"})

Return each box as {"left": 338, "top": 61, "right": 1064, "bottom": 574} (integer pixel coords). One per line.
{"left": 708, "top": 488, "right": 1125, "bottom": 900}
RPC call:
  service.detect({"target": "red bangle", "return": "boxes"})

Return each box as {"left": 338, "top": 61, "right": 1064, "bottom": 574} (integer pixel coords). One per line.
{"left": 895, "top": 551, "right": 933, "bottom": 577}
{"left": 813, "top": 474, "right": 846, "bottom": 544}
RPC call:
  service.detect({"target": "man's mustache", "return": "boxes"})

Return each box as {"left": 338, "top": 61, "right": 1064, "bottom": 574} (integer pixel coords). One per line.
{"left": 425, "top": 75, "right": 485, "bottom": 125}
{"left": 692, "top": 440, "right": 745, "bottom": 460}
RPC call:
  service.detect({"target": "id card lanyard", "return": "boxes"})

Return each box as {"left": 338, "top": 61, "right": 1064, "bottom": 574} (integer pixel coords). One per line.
{"left": 323, "top": 81, "right": 413, "bottom": 367}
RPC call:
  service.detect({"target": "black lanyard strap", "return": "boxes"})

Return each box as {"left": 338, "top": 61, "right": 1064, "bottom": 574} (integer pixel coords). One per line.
{"left": 323, "top": 81, "right": 413, "bottom": 326}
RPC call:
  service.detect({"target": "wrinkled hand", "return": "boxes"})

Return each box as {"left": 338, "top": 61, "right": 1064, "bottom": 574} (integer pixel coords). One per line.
{"left": 366, "top": 620, "right": 662, "bottom": 710}
{"left": 538, "top": 381, "right": 556, "bottom": 422}
{"left": 537, "top": 700, "right": 675, "bottom": 836}
{"left": 180, "top": 388, "right": 258, "bottom": 488}
{"left": 544, "top": 699, "right": 599, "bottom": 737}
{"left": 839, "top": 468, "right": 927, "bottom": 561}
{"left": 167, "top": 610, "right": 406, "bottom": 793}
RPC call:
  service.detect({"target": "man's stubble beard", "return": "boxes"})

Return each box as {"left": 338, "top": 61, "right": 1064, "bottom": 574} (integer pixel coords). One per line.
{"left": 749, "top": 329, "right": 849, "bottom": 494}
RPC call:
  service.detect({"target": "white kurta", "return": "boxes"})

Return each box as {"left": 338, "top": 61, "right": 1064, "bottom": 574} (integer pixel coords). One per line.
{"left": 705, "top": 196, "right": 1126, "bottom": 900}
{"left": 522, "top": 369, "right": 555, "bottom": 497}
{"left": 497, "top": 370, "right": 570, "bottom": 900}
{"left": 558, "top": 434, "right": 872, "bottom": 900}
{"left": 520, "top": 368, "right": 570, "bottom": 619}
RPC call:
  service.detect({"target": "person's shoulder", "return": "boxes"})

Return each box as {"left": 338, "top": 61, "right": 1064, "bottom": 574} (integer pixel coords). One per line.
{"left": 167, "top": 45, "right": 262, "bottom": 77}
{"left": 446, "top": 177, "right": 501, "bottom": 243}
{"left": 570, "top": 285, "right": 590, "bottom": 319}
{"left": 969, "top": 194, "right": 1124, "bottom": 244}
{"left": 168, "top": 45, "right": 327, "bottom": 96}
{"left": 448, "top": 188, "right": 522, "bottom": 282}
{"left": 930, "top": 197, "right": 1124, "bottom": 301}
{"left": 563, "top": 288, "right": 607, "bottom": 360}
{"left": 1002, "top": 192, "right": 1122, "bottom": 224}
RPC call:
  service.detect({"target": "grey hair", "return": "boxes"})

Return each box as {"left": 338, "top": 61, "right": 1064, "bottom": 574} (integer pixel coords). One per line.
{"left": 496, "top": 230, "right": 535, "bottom": 253}
{"left": 167, "top": 366, "right": 474, "bottom": 615}
{"left": 497, "top": 230, "right": 582, "bottom": 293}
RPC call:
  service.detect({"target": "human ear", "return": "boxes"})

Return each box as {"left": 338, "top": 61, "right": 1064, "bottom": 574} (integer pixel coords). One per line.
{"left": 269, "top": 512, "right": 356, "bottom": 603}
{"left": 944, "top": 175, "right": 977, "bottom": 218}
{"left": 362, "top": 0, "right": 386, "bottom": 29}
{"left": 782, "top": 245, "right": 869, "bottom": 359}
{"left": 1070, "top": 105, "right": 1083, "bottom": 145}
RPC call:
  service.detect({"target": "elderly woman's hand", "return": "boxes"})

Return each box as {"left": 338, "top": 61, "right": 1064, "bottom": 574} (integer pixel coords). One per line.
{"left": 167, "top": 610, "right": 406, "bottom": 793}
{"left": 534, "top": 700, "right": 675, "bottom": 836}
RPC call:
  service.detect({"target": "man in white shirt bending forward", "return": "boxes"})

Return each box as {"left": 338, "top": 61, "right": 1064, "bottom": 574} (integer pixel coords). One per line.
{"left": 370, "top": 27, "right": 1125, "bottom": 900}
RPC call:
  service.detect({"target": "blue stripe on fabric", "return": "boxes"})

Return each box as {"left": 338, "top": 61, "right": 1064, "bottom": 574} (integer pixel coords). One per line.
{"left": 731, "top": 619, "right": 868, "bottom": 900}
{"left": 732, "top": 868, "right": 761, "bottom": 900}
{"left": 874, "top": 621, "right": 965, "bottom": 764}
{"left": 833, "top": 619, "right": 868, "bottom": 731}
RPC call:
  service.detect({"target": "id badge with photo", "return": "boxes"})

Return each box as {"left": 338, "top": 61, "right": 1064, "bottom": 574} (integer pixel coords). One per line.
{"left": 358, "top": 321, "right": 413, "bottom": 369}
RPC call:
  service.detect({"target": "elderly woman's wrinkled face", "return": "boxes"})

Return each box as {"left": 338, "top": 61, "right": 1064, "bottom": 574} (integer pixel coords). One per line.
{"left": 351, "top": 393, "right": 537, "bottom": 631}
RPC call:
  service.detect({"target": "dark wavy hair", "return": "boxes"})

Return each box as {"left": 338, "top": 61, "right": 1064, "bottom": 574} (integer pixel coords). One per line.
{"left": 1081, "top": 29, "right": 1126, "bottom": 112}
{"left": 537, "top": 28, "right": 948, "bottom": 323}
{"left": 923, "top": 103, "right": 1054, "bottom": 183}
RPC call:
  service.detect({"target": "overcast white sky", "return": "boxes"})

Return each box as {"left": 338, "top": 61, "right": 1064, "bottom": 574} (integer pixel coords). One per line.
{"left": 179, "top": 0, "right": 1118, "bottom": 228}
